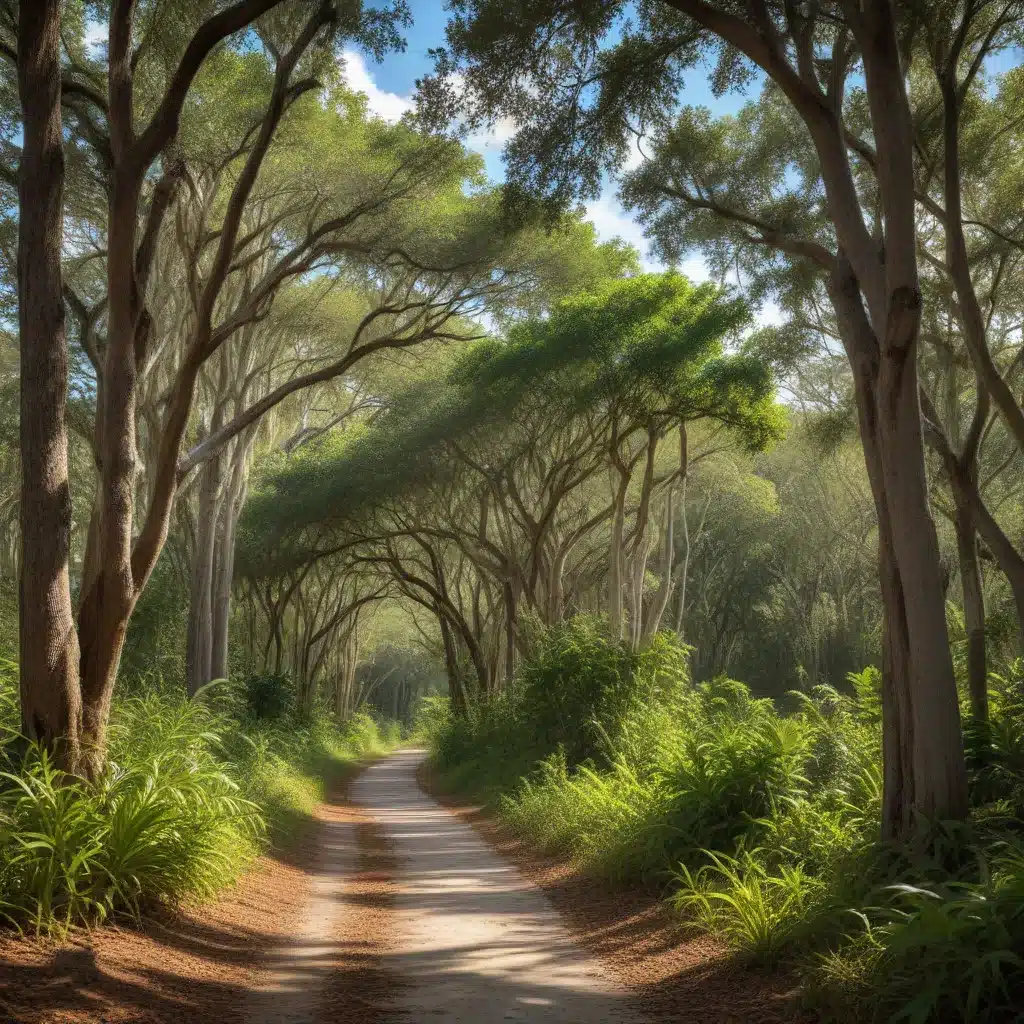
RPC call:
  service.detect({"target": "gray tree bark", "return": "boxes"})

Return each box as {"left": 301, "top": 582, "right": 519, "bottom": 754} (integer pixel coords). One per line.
{"left": 186, "top": 453, "right": 223, "bottom": 695}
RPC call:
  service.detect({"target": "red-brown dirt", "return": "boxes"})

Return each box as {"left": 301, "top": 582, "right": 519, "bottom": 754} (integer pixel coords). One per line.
{"left": 0, "top": 762, "right": 398, "bottom": 1024}
{"left": 1, "top": 754, "right": 812, "bottom": 1024}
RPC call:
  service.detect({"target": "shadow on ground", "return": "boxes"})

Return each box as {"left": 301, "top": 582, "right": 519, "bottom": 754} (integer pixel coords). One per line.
{"left": 0, "top": 759, "right": 391, "bottom": 1024}
{"left": 0, "top": 752, "right": 811, "bottom": 1024}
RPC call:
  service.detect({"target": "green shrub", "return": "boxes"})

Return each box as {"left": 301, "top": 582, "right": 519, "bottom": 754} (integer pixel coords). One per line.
{"left": 0, "top": 691, "right": 262, "bottom": 934}
{"left": 0, "top": 669, "right": 395, "bottom": 935}
{"left": 519, "top": 619, "right": 688, "bottom": 769}
{"left": 411, "top": 693, "right": 452, "bottom": 741}
{"left": 423, "top": 618, "right": 1024, "bottom": 1021}
{"left": 243, "top": 672, "right": 296, "bottom": 721}
{"left": 809, "top": 844, "right": 1024, "bottom": 1023}
{"left": 673, "top": 850, "right": 825, "bottom": 960}
{"left": 425, "top": 618, "right": 1024, "bottom": 1019}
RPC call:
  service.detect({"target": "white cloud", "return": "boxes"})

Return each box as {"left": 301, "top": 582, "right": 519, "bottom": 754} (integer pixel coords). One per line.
{"left": 340, "top": 52, "right": 516, "bottom": 157}
{"left": 623, "top": 131, "right": 647, "bottom": 172}
{"left": 584, "top": 194, "right": 657, "bottom": 267}
{"left": 448, "top": 71, "right": 518, "bottom": 154}
{"left": 466, "top": 116, "right": 516, "bottom": 152}
{"left": 583, "top": 195, "right": 714, "bottom": 285}
{"left": 84, "top": 18, "right": 107, "bottom": 53}
{"left": 341, "top": 48, "right": 414, "bottom": 123}
{"left": 757, "top": 300, "right": 786, "bottom": 326}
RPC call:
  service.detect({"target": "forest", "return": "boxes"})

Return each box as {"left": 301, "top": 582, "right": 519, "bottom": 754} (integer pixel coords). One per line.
{"left": 2, "top": 1, "right": 1024, "bottom": 1023}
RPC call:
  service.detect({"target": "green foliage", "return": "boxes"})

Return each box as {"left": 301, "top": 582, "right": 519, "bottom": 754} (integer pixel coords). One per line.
{"left": 963, "top": 663, "right": 1024, "bottom": 810}
{"left": 681, "top": 434, "right": 881, "bottom": 697}
{"left": 410, "top": 693, "right": 454, "bottom": 741}
{"left": 0, "top": 579, "right": 15, "bottom": 661}
{"left": 808, "top": 846, "right": 1024, "bottom": 1024}
{"left": 0, "top": 672, "right": 393, "bottom": 935}
{"left": 427, "top": 620, "right": 878, "bottom": 879}
{"left": 244, "top": 672, "right": 297, "bottom": 722}
{"left": 239, "top": 272, "right": 783, "bottom": 571}
{"left": 424, "top": 620, "right": 1024, "bottom": 1020}
{"left": 846, "top": 666, "right": 882, "bottom": 724}
{"left": 518, "top": 618, "right": 688, "bottom": 769}
{"left": 673, "top": 851, "right": 824, "bottom": 961}
{"left": 118, "top": 558, "right": 188, "bottom": 684}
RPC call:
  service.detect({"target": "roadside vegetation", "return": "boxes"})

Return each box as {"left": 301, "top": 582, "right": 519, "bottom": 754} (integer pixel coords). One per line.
{"left": 422, "top": 620, "right": 1024, "bottom": 1023}
{"left": 0, "top": 659, "right": 394, "bottom": 935}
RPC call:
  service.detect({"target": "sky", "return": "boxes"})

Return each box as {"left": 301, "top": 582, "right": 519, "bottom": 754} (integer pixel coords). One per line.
{"left": 79, "top": 3, "right": 785, "bottom": 321}
{"left": 81, "top": 5, "right": 1024, "bottom": 322}
{"left": 342, "top": 0, "right": 758, "bottom": 290}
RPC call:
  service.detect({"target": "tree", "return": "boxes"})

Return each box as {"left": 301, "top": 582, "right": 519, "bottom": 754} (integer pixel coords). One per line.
{"left": 9, "top": 0, "right": 568, "bottom": 772}
{"left": 15, "top": 0, "right": 83, "bottom": 765}
{"left": 422, "top": 0, "right": 973, "bottom": 836}
{"left": 242, "top": 271, "right": 783, "bottom": 707}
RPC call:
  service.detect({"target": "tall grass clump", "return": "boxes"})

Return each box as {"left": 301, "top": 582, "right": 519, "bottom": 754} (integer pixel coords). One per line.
{"left": 0, "top": 665, "right": 394, "bottom": 935}
{"left": 807, "top": 841, "right": 1024, "bottom": 1023}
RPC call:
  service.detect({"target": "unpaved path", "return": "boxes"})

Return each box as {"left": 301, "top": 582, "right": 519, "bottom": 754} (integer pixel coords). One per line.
{"left": 350, "top": 748, "right": 643, "bottom": 1023}
{"left": 246, "top": 797, "right": 359, "bottom": 1023}
{"left": 2, "top": 749, "right": 795, "bottom": 1024}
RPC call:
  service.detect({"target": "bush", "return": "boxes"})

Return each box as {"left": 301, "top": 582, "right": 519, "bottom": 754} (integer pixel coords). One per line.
{"left": 673, "top": 850, "right": 824, "bottom": 961}
{"left": 517, "top": 619, "right": 687, "bottom": 769}
{"left": 422, "top": 616, "right": 1024, "bottom": 1021}
{"left": 0, "top": 669, "right": 394, "bottom": 935}
{"left": 0, "top": 687, "right": 262, "bottom": 933}
{"left": 243, "top": 672, "right": 296, "bottom": 721}
{"left": 808, "top": 844, "right": 1024, "bottom": 1023}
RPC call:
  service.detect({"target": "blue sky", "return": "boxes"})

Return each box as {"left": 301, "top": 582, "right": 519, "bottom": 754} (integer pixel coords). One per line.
{"left": 344, "top": 1, "right": 760, "bottom": 289}
{"left": 351, "top": 5, "right": 1023, "bottom": 326}
{"left": 87, "top": 4, "right": 1023, "bottom": 323}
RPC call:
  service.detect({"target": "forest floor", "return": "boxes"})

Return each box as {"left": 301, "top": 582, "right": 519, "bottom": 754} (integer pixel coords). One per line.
{"left": 0, "top": 749, "right": 808, "bottom": 1023}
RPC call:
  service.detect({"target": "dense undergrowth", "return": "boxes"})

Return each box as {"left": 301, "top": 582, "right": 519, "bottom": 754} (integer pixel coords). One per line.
{"left": 422, "top": 617, "right": 1024, "bottom": 1023}
{"left": 0, "top": 663, "right": 397, "bottom": 935}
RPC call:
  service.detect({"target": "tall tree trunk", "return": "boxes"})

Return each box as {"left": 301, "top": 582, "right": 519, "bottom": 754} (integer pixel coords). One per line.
{"left": 644, "top": 486, "right": 675, "bottom": 640}
{"left": 833, "top": 262, "right": 967, "bottom": 837}
{"left": 659, "top": 0, "right": 968, "bottom": 835}
{"left": 859, "top": 0, "right": 967, "bottom": 833}
{"left": 608, "top": 466, "right": 629, "bottom": 639}
{"left": 186, "top": 455, "right": 222, "bottom": 694}
{"left": 438, "top": 609, "right": 464, "bottom": 716}
{"left": 17, "top": 0, "right": 83, "bottom": 769}
{"left": 211, "top": 459, "right": 248, "bottom": 681}
{"left": 951, "top": 486, "right": 987, "bottom": 722}
{"left": 937, "top": 454, "right": 1024, "bottom": 657}
{"left": 674, "top": 476, "right": 695, "bottom": 637}
{"left": 956, "top": 514, "right": 987, "bottom": 723}
{"left": 76, "top": 170, "right": 143, "bottom": 777}
{"left": 625, "top": 427, "right": 658, "bottom": 650}
{"left": 503, "top": 578, "right": 517, "bottom": 688}
{"left": 877, "top": 329, "right": 967, "bottom": 829}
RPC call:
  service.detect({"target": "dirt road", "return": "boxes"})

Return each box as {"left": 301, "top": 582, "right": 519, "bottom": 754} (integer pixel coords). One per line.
{"left": 347, "top": 749, "right": 642, "bottom": 1023}
{"left": 3, "top": 750, "right": 799, "bottom": 1023}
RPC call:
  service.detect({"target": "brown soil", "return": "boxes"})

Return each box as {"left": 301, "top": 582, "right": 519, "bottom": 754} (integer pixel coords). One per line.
{"left": 315, "top": 817, "right": 404, "bottom": 1023}
{"left": 417, "top": 759, "right": 813, "bottom": 1024}
{"left": 0, "top": 761, "right": 399, "bottom": 1024}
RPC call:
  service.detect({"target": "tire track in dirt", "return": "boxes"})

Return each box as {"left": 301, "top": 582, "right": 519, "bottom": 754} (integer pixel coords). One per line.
{"left": 312, "top": 816, "right": 405, "bottom": 1023}
{"left": 355, "top": 749, "right": 643, "bottom": 1023}
{"left": 247, "top": 773, "right": 405, "bottom": 1024}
